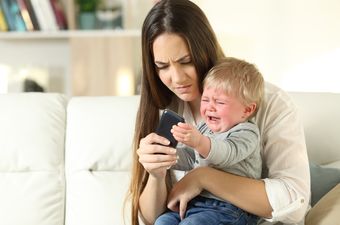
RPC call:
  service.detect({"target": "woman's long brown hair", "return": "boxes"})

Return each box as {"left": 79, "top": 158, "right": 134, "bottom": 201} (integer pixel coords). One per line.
{"left": 128, "top": 1, "right": 224, "bottom": 224}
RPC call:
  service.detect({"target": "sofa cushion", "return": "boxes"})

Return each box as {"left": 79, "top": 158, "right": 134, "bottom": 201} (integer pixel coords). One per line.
{"left": 323, "top": 160, "right": 340, "bottom": 169}
{"left": 310, "top": 162, "right": 340, "bottom": 206}
{"left": 305, "top": 184, "right": 340, "bottom": 225}
{"left": 0, "top": 93, "right": 67, "bottom": 225}
{"left": 65, "top": 96, "right": 139, "bottom": 225}
{"left": 289, "top": 92, "right": 340, "bottom": 165}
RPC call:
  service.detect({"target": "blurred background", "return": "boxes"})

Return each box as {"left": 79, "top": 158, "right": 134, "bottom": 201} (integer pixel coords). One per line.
{"left": 0, "top": 0, "right": 339, "bottom": 96}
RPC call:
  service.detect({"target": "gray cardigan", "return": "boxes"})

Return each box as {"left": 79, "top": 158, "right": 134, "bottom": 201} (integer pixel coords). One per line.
{"left": 172, "top": 121, "right": 262, "bottom": 195}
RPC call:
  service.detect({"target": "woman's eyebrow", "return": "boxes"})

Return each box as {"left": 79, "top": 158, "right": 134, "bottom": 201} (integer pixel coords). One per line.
{"left": 154, "top": 60, "right": 167, "bottom": 65}
{"left": 154, "top": 54, "right": 191, "bottom": 64}
{"left": 176, "top": 54, "right": 191, "bottom": 62}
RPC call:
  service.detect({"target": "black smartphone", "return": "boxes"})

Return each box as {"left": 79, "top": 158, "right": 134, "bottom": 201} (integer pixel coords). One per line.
{"left": 156, "top": 109, "right": 185, "bottom": 148}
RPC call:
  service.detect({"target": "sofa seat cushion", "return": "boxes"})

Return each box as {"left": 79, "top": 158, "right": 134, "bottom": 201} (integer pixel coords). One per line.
{"left": 0, "top": 93, "right": 67, "bottom": 225}
{"left": 305, "top": 184, "right": 340, "bottom": 225}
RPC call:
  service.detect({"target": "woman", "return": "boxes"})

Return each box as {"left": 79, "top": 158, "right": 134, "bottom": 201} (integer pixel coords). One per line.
{"left": 129, "top": 1, "right": 310, "bottom": 225}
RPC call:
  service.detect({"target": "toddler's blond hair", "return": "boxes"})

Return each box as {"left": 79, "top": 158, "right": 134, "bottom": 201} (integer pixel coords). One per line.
{"left": 203, "top": 57, "right": 264, "bottom": 117}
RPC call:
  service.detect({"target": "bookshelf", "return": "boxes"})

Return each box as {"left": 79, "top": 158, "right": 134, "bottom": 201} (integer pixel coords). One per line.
{"left": 0, "top": 0, "right": 154, "bottom": 96}
{"left": 0, "top": 30, "right": 141, "bottom": 39}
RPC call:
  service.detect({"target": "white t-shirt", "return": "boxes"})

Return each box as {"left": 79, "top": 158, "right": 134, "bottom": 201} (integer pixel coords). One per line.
{"left": 172, "top": 82, "right": 310, "bottom": 224}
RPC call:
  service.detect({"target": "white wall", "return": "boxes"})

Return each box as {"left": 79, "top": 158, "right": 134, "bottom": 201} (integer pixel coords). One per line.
{"left": 0, "top": 39, "right": 71, "bottom": 95}
{"left": 1, "top": 1, "right": 339, "bottom": 94}
{"left": 193, "top": 0, "right": 340, "bottom": 93}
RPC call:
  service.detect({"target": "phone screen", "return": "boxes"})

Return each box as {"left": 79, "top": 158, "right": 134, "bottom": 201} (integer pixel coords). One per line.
{"left": 156, "top": 109, "right": 185, "bottom": 148}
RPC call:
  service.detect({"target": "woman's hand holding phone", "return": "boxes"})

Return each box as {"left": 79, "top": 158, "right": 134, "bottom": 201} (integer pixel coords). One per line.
{"left": 137, "top": 110, "right": 183, "bottom": 178}
{"left": 137, "top": 132, "right": 178, "bottom": 179}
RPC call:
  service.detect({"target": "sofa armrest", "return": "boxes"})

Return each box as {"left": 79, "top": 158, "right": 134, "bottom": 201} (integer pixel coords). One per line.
{"left": 305, "top": 184, "right": 340, "bottom": 225}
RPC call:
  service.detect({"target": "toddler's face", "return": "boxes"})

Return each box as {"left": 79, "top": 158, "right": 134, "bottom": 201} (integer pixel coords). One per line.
{"left": 200, "top": 87, "right": 248, "bottom": 133}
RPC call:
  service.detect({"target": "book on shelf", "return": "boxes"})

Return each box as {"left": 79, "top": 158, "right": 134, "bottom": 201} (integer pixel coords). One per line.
{"left": 50, "top": 0, "right": 67, "bottom": 30}
{"left": 22, "top": 0, "right": 40, "bottom": 30}
{"left": 16, "top": 0, "right": 34, "bottom": 31}
{"left": 41, "top": 0, "right": 59, "bottom": 31}
{"left": 61, "top": 0, "right": 75, "bottom": 30}
{"left": 0, "top": 0, "right": 69, "bottom": 32}
{"left": 0, "top": 4, "right": 9, "bottom": 31}
{"left": 0, "top": 0, "right": 26, "bottom": 31}
{"left": 30, "top": 0, "right": 58, "bottom": 31}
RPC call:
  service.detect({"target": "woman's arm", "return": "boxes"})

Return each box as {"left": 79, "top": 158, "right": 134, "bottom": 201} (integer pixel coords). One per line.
{"left": 168, "top": 83, "right": 310, "bottom": 223}
{"left": 254, "top": 84, "right": 310, "bottom": 223}
{"left": 167, "top": 167, "right": 272, "bottom": 218}
{"left": 137, "top": 133, "right": 178, "bottom": 225}
{"left": 139, "top": 174, "right": 168, "bottom": 225}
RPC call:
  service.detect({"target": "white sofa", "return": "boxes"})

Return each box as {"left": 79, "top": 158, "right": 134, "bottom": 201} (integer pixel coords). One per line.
{"left": 0, "top": 92, "right": 339, "bottom": 225}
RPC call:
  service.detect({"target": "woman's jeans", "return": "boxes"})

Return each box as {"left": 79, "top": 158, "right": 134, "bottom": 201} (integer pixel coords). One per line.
{"left": 154, "top": 196, "right": 258, "bottom": 225}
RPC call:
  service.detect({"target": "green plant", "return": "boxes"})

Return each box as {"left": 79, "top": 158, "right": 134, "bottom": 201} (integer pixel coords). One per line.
{"left": 76, "top": 0, "right": 101, "bottom": 12}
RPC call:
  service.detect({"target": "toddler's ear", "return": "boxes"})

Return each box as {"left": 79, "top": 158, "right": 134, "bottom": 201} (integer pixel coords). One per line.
{"left": 243, "top": 103, "right": 256, "bottom": 117}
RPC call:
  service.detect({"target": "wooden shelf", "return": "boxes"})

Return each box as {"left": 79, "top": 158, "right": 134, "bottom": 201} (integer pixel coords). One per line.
{"left": 0, "top": 30, "right": 141, "bottom": 40}
{"left": 0, "top": 0, "right": 150, "bottom": 96}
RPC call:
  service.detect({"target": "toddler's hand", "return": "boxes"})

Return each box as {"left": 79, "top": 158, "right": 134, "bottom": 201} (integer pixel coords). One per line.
{"left": 171, "top": 122, "right": 202, "bottom": 148}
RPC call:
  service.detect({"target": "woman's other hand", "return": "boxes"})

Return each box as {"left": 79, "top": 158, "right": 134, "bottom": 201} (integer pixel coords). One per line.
{"left": 167, "top": 167, "right": 204, "bottom": 220}
{"left": 137, "top": 132, "right": 178, "bottom": 179}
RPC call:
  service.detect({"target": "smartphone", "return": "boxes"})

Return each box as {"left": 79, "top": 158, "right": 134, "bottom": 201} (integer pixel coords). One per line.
{"left": 156, "top": 109, "right": 185, "bottom": 148}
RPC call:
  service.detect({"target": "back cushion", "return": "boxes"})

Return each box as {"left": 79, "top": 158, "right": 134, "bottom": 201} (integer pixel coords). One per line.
{"left": 289, "top": 92, "right": 340, "bottom": 164}
{"left": 0, "top": 93, "right": 67, "bottom": 225}
{"left": 65, "top": 96, "right": 140, "bottom": 225}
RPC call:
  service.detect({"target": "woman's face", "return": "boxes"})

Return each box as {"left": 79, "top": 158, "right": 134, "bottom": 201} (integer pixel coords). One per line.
{"left": 153, "top": 33, "right": 200, "bottom": 103}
